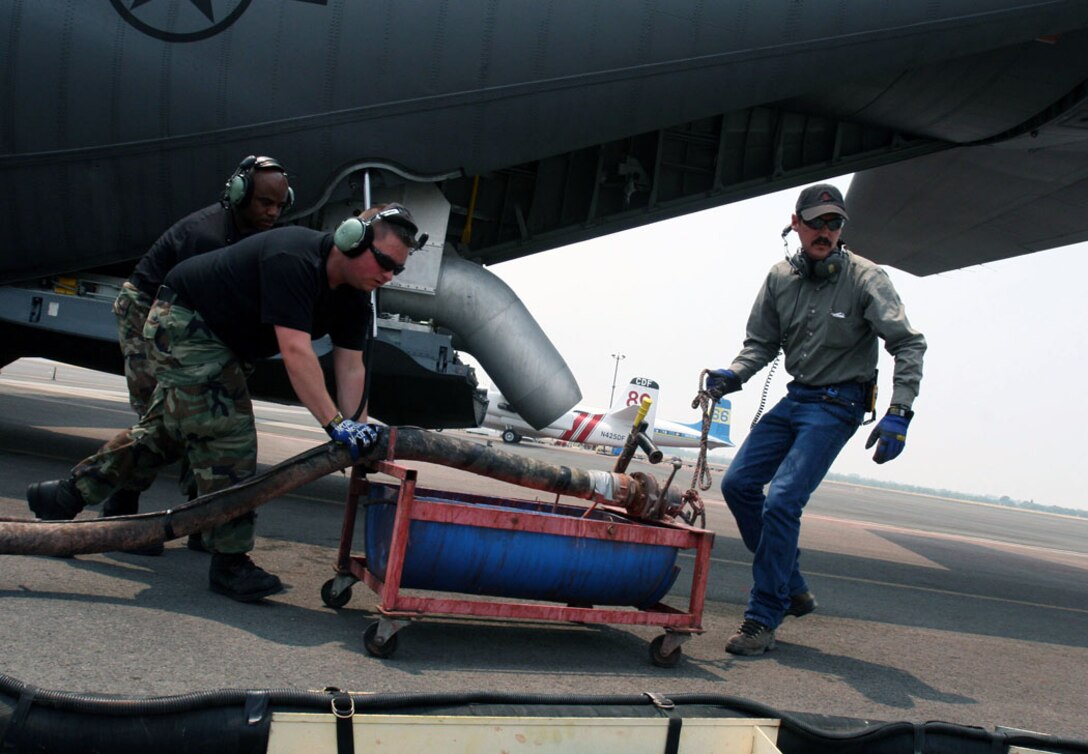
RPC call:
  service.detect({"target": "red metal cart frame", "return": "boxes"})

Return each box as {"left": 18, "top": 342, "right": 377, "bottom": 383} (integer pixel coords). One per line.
{"left": 320, "top": 461, "right": 715, "bottom": 666}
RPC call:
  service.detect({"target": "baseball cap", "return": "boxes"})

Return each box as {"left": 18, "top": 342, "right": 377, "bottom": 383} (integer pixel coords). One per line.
{"left": 795, "top": 184, "right": 849, "bottom": 221}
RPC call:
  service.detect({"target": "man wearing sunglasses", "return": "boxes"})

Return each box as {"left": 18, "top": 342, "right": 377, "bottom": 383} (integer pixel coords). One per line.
{"left": 703, "top": 183, "right": 926, "bottom": 656}
{"left": 26, "top": 204, "right": 422, "bottom": 603}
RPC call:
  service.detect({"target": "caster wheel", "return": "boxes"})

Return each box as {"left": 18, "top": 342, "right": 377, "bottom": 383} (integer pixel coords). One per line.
{"left": 363, "top": 622, "right": 399, "bottom": 658}
{"left": 649, "top": 634, "right": 681, "bottom": 668}
{"left": 320, "top": 578, "right": 352, "bottom": 609}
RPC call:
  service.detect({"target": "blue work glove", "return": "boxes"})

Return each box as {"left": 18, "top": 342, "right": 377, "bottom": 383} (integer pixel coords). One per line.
{"left": 705, "top": 369, "right": 742, "bottom": 400}
{"left": 865, "top": 406, "right": 913, "bottom": 464}
{"left": 326, "top": 418, "right": 381, "bottom": 461}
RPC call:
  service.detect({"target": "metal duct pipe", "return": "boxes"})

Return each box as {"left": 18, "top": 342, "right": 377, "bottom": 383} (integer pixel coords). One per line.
{"left": 381, "top": 249, "right": 580, "bottom": 429}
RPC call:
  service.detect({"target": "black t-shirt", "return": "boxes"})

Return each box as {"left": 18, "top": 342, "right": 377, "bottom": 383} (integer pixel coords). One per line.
{"left": 129, "top": 203, "right": 246, "bottom": 297}
{"left": 164, "top": 226, "right": 370, "bottom": 361}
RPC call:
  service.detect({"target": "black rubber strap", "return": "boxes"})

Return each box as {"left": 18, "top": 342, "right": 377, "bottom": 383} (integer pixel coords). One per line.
{"left": 237, "top": 691, "right": 271, "bottom": 754}
{"left": 0, "top": 688, "right": 36, "bottom": 752}
{"left": 161, "top": 509, "right": 176, "bottom": 541}
{"left": 913, "top": 722, "right": 925, "bottom": 754}
{"left": 556, "top": 465, "right": 572, "bottom": 491}
{"left": 641, "top": 694, "right": 682, "bottom": 754}
{"left": 328, "top": 689, "right": 355, "bottom": 754}
{"left": 664, "top": 716, "right": 683, "bottom": 754}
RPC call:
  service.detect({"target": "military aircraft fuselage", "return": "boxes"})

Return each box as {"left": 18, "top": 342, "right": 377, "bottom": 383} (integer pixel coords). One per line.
{"left": 4, "top": 1, "right": 1088, "bottom": 282}
{"left": 3, "top": 1, "right": 1088, "bottom": 426}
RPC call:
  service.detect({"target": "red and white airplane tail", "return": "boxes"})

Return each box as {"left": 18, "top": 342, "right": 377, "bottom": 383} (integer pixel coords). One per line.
{"left": 613, "top": 377, "right": 660, "bottom": 430}
{"left": 554, "top": 377, "right": 659, "bottom": 445}
{"left": 484, "top": 375, "right": 732, "bottom": 450}
{"left": 482, "top": 377, "right": 660, "bottom": 446}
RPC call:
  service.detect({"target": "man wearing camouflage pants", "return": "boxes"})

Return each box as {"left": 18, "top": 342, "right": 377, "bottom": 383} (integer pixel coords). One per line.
{"left": 105, "top": 155, "right": 293, "bottom": 555}
{"left": 27, "top": 205, "right": 422, "bottom": 602}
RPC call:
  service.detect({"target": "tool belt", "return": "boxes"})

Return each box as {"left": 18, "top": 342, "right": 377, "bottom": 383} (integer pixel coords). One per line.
{"left": 789, "top": 377, "right": 877, "bottom": 424}
{"left": 789, "top": 380, "right": 864, "bottom": 405}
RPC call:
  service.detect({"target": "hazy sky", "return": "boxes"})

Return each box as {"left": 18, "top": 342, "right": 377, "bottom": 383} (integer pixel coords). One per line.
{"left": 465, "top": 176, "right": 1088, "bottom": 512}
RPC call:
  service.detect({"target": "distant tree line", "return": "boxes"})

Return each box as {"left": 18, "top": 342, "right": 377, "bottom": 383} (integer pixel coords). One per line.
{"left": 672, "top": 448, "right": 1086, "bottom": 519}
{"left": 824, "top": 471, "right": 1088, "bottom": 519}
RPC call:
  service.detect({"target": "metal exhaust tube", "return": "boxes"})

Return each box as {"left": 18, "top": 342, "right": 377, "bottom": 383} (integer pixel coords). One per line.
{"left": 381, "top": 248, "right": 580, "bottom": 429}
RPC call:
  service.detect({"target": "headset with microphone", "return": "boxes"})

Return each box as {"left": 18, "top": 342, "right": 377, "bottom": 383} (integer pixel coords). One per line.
{"left": 333, "top": 203, "right": 428, "bottom": 258}
{"left": 782, "top": 224, "right": 844, "bottom": 280}
{"left": 222, "top": 155, "right": 294, "bottom": 212}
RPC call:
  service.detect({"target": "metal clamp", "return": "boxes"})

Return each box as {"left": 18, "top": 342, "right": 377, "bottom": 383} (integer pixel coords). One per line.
{"left": 643, "top": 692, "right": 675, "bottom": 710}
{"left": 330, "top": 692, "right": 355, "bottom": 719}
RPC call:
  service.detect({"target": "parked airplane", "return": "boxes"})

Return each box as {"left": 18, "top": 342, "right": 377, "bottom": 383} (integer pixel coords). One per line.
{"left": 3, "top": 1, "right": 1088, "bottom": 431}
{"left": 483, "top": 378, "right": 732, "bottom": 451}
{"left": 651, "top": 404, "right": 733, "bottom": 451}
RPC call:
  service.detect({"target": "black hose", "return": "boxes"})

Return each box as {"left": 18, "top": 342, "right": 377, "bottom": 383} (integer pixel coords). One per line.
{"left": 2, "top": 674, "right": 1088, "bottom": 752}
{"left": 0, "top": 671, "right": 328, "bottom": 715}
{"left": 4, "top": 673, "right": 1088, "bottom": 754}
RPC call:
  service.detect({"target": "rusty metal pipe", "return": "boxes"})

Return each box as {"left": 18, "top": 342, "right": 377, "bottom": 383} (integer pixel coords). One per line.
{"left": 0, "top": 428, "right": 681, "bottom": 557}
{"left": 0, "top": 442, "right": 348, "bottom": 557}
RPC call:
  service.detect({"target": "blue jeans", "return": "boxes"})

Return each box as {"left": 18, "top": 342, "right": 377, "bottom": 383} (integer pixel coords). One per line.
{"left": 721, "top": 381, "right": 865, "bottom": 628}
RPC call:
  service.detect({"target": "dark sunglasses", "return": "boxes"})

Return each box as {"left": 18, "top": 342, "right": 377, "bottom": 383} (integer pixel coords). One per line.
{"left": 368, "top": 244, "right": 405, "bottom": 275}
{"left": 802, "top": 216, "right": 846, "bottom": 231}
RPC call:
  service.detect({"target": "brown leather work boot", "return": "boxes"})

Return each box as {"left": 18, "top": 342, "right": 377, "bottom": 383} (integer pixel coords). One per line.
{"left": 725, "top": 618, "right": 776, "bottom": 656}
{"left": 785, "top": 591, "right": 817, "bottom": 618}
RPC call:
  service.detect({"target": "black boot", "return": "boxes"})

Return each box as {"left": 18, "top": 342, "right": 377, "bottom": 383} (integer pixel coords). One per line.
{"left": 27, "top": 479, "right": 86, "bottom": 520}
{"left": 208, "top": 553, "right": 283, "bottom": 602}
{"left": 101, "top": 488, "right": 140, "bottom": 516}
{"left": 101, "top": 489, "right": 164, "bottom": 557}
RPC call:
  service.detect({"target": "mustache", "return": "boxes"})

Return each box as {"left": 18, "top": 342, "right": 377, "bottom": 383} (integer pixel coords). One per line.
{"left": 812, "top": 236, "right": 833, "bottom": 246}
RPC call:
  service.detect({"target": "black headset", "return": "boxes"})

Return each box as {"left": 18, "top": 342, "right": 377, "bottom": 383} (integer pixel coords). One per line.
{"left": 782, "top": 225, "right": 844, "bottom": 280}
{"left": 789, "top": 247, "right": 845, "bottom": 279}
{"left": 222, "top": 155, "right": 294, "bottom": 211}
{"left": 333, "top": 204, "right": 425, "bottom": 257}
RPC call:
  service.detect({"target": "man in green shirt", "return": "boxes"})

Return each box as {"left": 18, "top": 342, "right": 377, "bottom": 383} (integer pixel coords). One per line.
{"left": 706, "top": 183, "right": 926, "bottom": 656}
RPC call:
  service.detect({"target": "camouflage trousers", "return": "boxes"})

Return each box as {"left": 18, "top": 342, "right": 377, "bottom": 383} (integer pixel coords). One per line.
{"left": 113, "top": 282, "right": 157, "bottom": 415}
{"left": 73, "top": 298, "right": 258, "bottom": 553}
{"left": 112, "top": 282, "right": 196, "bottom": 499}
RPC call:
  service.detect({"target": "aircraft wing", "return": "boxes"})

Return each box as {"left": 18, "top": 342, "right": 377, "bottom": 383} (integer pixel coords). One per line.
{"left": 846, "top": 124, "right": 1088, "bottom": 276}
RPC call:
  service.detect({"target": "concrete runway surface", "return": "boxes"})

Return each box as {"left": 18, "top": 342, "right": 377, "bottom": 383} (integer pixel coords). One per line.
{"left": 1, "top": 360, "right": 1086, "bottom": 739}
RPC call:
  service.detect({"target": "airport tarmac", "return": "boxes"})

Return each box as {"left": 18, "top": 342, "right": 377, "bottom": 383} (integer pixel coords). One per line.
{"left": 1, "top": 360, "right": 1086, "bottom": 740}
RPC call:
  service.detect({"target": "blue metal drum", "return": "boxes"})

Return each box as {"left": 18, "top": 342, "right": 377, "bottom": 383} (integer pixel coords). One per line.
{"left": 364, "top": 484, "right": 681, "bottom": 609}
